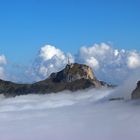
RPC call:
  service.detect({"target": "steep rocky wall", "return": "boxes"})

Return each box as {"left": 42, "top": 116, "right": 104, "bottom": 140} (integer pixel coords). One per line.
{"left": 132, "top": 81, "right": 140, "bottom": 99}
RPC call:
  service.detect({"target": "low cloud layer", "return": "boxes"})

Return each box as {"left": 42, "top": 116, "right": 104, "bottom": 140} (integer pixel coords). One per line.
{"left": 0, "top": 88, "right": 139, "bottom": 140}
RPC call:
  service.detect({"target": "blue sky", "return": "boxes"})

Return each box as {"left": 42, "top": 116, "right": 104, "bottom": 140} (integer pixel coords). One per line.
{"left": 0, "top": 0, "right": 140, "bottom": 64}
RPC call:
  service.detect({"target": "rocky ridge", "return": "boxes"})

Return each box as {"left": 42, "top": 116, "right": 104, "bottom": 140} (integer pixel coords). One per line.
{"left": 0, "top": 63, "right": 111, "bottom": 97}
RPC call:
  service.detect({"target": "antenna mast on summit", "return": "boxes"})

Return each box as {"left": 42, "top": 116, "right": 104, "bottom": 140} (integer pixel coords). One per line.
{"left": 68, "top": 56, "right": 70, "bottom": 65}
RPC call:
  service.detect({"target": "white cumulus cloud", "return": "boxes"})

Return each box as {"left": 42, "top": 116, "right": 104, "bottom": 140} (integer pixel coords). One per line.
{"left": 127, "top": 51, "right": 140, "bottom": 69}
{"left": 0, "top": 55, "right": 7, "bottom": 65}
{"left": 0, "top": 54, "right": 7, "bottom": 79}
{"left": 27, "top": 43, "right": 140, "bottom": 84}
{"left": 76, "top": 43, "right": 140, "bottom": 84}
{"left": 32, "top": 44, "right": 74, "bottom": 81}
{"left": 39, "top": 45, "right": 65, "bottom": 61}
{"left": 85, "top": 57, "right": 99, "bottom": 70}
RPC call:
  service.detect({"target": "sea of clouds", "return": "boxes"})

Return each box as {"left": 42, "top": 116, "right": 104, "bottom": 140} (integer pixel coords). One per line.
{"left": 0, "top": 84, "right": 140, "bottom": 140}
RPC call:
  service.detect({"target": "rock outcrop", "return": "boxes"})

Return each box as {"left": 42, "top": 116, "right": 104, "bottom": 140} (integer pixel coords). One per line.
{"left": 132, "top": 81, "right": 140, "bottom": 99}
{"left": 0, "top": 63, "right": 111, "bottom": 97}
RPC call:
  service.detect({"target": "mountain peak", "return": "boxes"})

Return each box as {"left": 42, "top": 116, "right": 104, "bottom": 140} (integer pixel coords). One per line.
{"left": 49, "top": 63, "right": 96, "bottom": 83}
{"left": 0, "top": 63, "right": 111, "bottom": 97}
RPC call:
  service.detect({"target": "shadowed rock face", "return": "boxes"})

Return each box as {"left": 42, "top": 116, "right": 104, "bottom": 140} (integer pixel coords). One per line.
{"left": 0, "top": 63, "right": 110, "bottom": 97}
{"left": 132, "top": 81, "right": 140, "bottom": 99}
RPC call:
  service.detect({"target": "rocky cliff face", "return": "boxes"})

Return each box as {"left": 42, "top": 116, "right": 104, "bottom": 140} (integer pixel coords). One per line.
{"left": 132, "top": 81, "right": 140, "bottom": 99}
{"left": 49, "top": 63, "right": 96, "bottom": 82}
{"left": 0, "top": 63, "right": 110, "bottom": 97}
